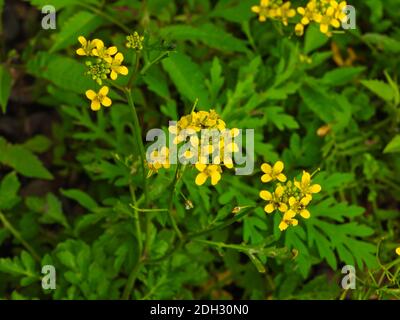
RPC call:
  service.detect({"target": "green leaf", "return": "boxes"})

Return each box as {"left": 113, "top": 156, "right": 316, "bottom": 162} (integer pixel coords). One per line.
{"left": 40, "top": 193, "right": 69, "bottom": 228}
{"left": 162, "top": 52, "right": 209, "bottom": 107}
{"left": 0, "top": 65, "right": 12, "bottom": 113}
{"left": 363, "top": 33, "right": 400, "bottom": 54}
{"left": 361, "top": 79, "right": 395, "bottom": 102}
{"left": 383, "top": 135, "right": 400, "bottom": 154}
{"left": 321, "top": 67, "right": 366, "bottom": 86}
{"left": 0, "top": 172, "right": 20, "bottom": 210}
{"left": 304, "top": 23, "right": 329, "bottom": 54}
{"left": 160, "top": 23, "right": 248, "bottom": 53}
{"left": 22, "top": 135, "right": 52, "bottom": 154}
{"left": 27, "top": 51, "right": 94, "bottom": 94}
{"left": 50, "top": 11, "right": 104, "bottom": 53}
{"left": 264, "top": 107, "right": 299, "bottom": 131}
{"left": 60, "top": 188, "right": 98, "bottom": 210}
{"left": 0, "top": 138, "right": 53, "bottom": 180}
{"left": 211, "top": 0, "right": 255, "bottom": 23}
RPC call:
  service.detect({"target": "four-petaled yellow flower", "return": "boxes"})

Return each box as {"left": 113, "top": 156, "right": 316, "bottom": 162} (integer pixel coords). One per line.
{"left": 110, "top": 53, "right": 129, "bottom": 80}
{"left": 294, "top": 171, "right": 321, "bottom": 197}
{"left": 92, "top": 40, "right": 118, "bottom": 63}
{"left": 76, "top": 36, "right": 99, "bottom": 56}
{"left": 261, "top": 161, "right": 287, "bottom": 183}
{"left": 195, "top": 164, "right": 222, "bottom": 186}
{"left": 287, "top": 196, "right": 311, "bottom": 219}
{"left": 147, "top": 147, "right": 170, "bottom": 177}
{"left": 279, "top": 210, "right": 298, "bottom": 231}
{"left": 260, "top": 186, "right": 288, "bottom": 214}
{"left": 85, "top": 86, "right": 112, "bottom": 111}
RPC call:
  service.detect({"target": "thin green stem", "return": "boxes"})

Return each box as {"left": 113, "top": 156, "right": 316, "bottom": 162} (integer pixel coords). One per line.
{"left": 167, "top": 164, "right": 183, "bottom": 240}
{"left": 121, "top": 260, "right": 143, "bottom": 300}
{"left": 140, "top": 52, "right": 171, "bottom": 75}
{"left": 128, "top": 51, "right": 141, "bottom": 89}
{"left": 79, "top": 3, "right": 131, "bottom": 33}
{"left": 0, "top": 212, "right": 41, "bottom": 262}
{"left": 125, "top": 89, "right": 149, "bottom": 205}
{"left": 129, "top": 185, "right": 143, "bottom": 256}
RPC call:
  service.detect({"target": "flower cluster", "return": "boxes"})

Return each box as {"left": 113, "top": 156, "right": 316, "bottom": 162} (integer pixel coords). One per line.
{"left": 259, "top": 161, "right": 321, "bottom": 231}
{"left": 126, "top": 32, "right": 145, "bottom": 51}
{"left": 147, "top": 109, "right": 239, "bottom": 186}
{"left": 251, "top": 0, "right": 296, "bottom": 26}
{"left": 76, "top": 36, "right": 130, "bottom": 111}
{"left": 295, "top": 0, "right": 348, "bottom": 36}
{"left": 251, "top": 0, "right": 349, "bottom": 37}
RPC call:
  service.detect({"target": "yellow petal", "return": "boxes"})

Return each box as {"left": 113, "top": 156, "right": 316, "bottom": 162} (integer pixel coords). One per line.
{"left": 284, "top": 210, "right": 296, "bottom": 220}
{"left": 211, "top": 172, "right": 221, "bottom": 185}
{"left": 195, "top": 163, "right": 206, "bottom": 172}
{"left": 277, "top": 173, "right": 287, "bottom": 182}
{"left": 301, "top": 17, "right": 310, "bottom": 25}
{"left": 261, "top": 163, "right": 272, "bottom": 174}
{"left": 102, "top": 97, "right": 112, "bottom": 107}
{"left": 119, "top": 66, "right": 129, "bottom": 76}
{"left": 251, "top": 6, "right": 260, "bottom": 13}
{"left": 110, "top": 71, "right": 118, "bottom": 80}
{"left": 300, "top": 196, "right": 311, "bottom": 206}
{"left": 396, "top": 247, "right": 400, "bottom": 256}
{"left": 265, "top": 204, "right": 275, "bottom": 214}
{"left": 259, "top": 15, "right": 267, "bottom": 22}
{"left": 301, "top": 171, "right": 311, "bottom": 186}
{"left": 320, "top": 23, "right": 329, "bottom": 34}
{"left": 107, "top": 46, "right": 118, "bottom": 56}
{"left": 91, "top": 99, "right": 101, "bottom": 111}
{"left": 85, "top": 90, "right": 96, "bottom": 100}
{"left": 297, "top": 7, "right": 305, "bottom": 15}
{"left": 273, "top": 161, "right": 284, "bottom": 174}
{"left": 261, "top": 0, "right": 269, "bottom": 6}
{"left": 310, "top": 184, "right": 321, "bottom": 193}
{"left": 331, "top": 19, "right": 340, "bottom": 28}
{"left": 288, "top": 197, "right": 297, "bottom": 207}
{"left": 78, "top": 36, "right": 87, "bottom": 46}
{"left": 195, "top": 172, "right": 208, "bottom": 186}
{"left": 275, "top": 185, "right": 285, "bottom": 197}
{"left": 76, "top": 48, "right": 86, "bottom": 56}
{"left": 291, "top": 219, "right": 299, "bottom": 226}
{"left": 99, "top": 86, "right": 109, "bottom": 96}
{"left": 300, "top": 209, "right": 310, "bottom": 219}
{"left": 95, "top": 40, "right": 104, "bottom": 50}
{"left": 259, "top": 190, "right": 272, "bottom": 201}
{"left": 279, "top": 203, "right": 288, "bottom": 213}
{"left": 261, "top": 174, "right": 272, "bottom": 183}
{"left": 279, "top": 221, "right": 288, "bottom": 231}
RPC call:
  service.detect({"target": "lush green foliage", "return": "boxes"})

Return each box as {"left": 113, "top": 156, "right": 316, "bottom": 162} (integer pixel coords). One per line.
{"left": 0, "top": 0, "right": 400, "bottom": 300}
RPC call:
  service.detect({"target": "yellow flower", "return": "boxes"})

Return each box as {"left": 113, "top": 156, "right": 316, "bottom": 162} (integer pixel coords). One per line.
{"left": 76, "top": 36, "right": 99, "bottom": 56}
{"left": 195, "top": 164, "right": 222, "bottom": 186}
{"left": 261, "top": 161, "right": 287, "bottom": 183}
{"left": 92, "top": 40, "right": 118, "bottom": 63}
{"left": 251, "top": 0, "right": 273, "bottom": 22}
{"left": 110, "top": 53, "right": 129, "bottom": 80}
{"left": 147, "top": 147, "right": 170, "bottom": 175}
{"left": 396, "top": 247, "right": 400, "bottom": 256}
{"left": 287, "top": 196, "right": 311, "bottom": 219}
{"left": 279, "top": 210, "right": 298, "bottom": 231}
{"left": 294, "top": 170, "right": 321, "bottom": 197}
{"left": 85, "top": 86, "right": 112, "bottom": 111}
{"left": 276, "top": 2, "right": 296, "bottom": 26}
{"left": 259, "top": 185, "right": 288, "bottom": 214}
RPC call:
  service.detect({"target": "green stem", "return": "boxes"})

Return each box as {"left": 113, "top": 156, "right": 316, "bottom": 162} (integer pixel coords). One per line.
{"left": 125, "top": 89, "right": 149, "bottom": 205}
{"left": 129, "top": 185, "right": 143, "bottom": 256}
{"left": 168, "top": 164, "right": 183, "bottom": 240}
{"left": 0, "top": 212, "right": 41, "bottom": 262}
{"left": 80, "top": 3, "right": 131, "bottom": 33}
{"left": 128, "top": 51, "right": 141, "bottom": 89}
{"left": 140, "top": 52, "right": 171, "bottom": 75}
{"left": 121, "top": 260, "right": 143, "bottom": 300}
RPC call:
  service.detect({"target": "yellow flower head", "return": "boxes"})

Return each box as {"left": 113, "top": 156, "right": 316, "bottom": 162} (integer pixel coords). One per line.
{"left": 76, "top": 36, "right": 99, "bottom": 56}
{"left": 147, "top": 147, "right": 170, "bottom": 176}
{"left": 294, "top": 171, "right": 321, "bottom": 197}
{"left": 92, "top": 40, "right": 118, "bottom": 63}
{"left": 276, "top": 2, "right": 296, "bottom": 26}
{"left": 279, "top": 210, "right": 298, "bottom": 231}
{"left": 288, "top": 196, "right": 311, "bottom": 219}
{"left": 261, "top": 161, "right": 287, "bottom": 183}
{"left": 259, "top": 185, "right": 288, "bottom": 214}
{"left": 195, "top": 163, "right": 222, "bottom": 186}
{"left": 110, "top": 53, "right": 129, "bottom": 80}
{"left": 85, "top": 86, "right": 112, "bottom": 111}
